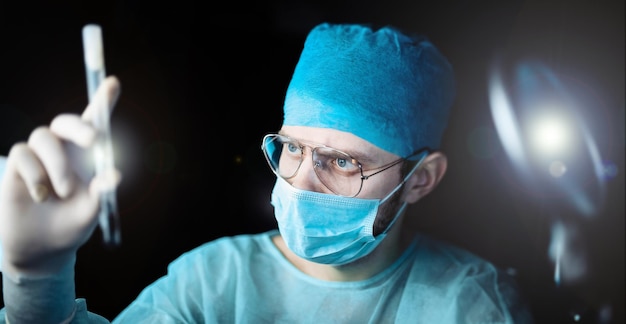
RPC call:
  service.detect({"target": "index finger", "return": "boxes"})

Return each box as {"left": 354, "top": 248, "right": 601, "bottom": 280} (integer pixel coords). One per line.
{"left": 81, "top": 75, "right": 121, "bottom": 123}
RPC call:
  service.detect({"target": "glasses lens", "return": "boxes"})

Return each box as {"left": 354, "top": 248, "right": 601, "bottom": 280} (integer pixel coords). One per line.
{"left": 312, "top": 147, "right": 363, "bottom": 197}
{"left": 262, "top": 134, "right": 365, "bottom": 197}
{"left": 262, "top": 134, "right": 302, "bottom": 179}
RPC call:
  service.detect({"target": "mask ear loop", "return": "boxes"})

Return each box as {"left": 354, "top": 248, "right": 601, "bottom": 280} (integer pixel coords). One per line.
{"left": 375, "top": 151, "right": 429, "bottom": 237}
{"left": 380, "top": 151, "right": 429, "bottom": 204}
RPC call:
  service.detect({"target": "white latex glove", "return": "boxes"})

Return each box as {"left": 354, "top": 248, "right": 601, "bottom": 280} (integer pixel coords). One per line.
{"left": 0, "top": 76, "right": 121, "bottom": 279}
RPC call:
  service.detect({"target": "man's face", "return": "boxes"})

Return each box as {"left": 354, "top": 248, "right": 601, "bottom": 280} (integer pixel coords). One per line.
{"left": 278, "top": 125, "right": 404, "bottom": 200}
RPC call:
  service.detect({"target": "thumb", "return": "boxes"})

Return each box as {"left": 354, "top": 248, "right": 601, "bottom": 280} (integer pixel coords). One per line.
{"left": 81, "top": 76, "right": 121, "bottom": 123}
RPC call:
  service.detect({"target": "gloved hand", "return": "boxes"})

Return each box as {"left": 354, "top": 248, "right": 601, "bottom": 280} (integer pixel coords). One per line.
{"left": 0, "top": 76, "right": 121, "bottom": 279}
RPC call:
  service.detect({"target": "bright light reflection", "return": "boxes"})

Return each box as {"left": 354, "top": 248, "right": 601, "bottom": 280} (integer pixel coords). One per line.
{"left": 529, "top": 111, "right": 572, "bottom": 155}
{"left": 549, "top": 221, "right": 587, "bottom": 285}
{"left": 488, "top": 62, "right": 533, "bottom": 183}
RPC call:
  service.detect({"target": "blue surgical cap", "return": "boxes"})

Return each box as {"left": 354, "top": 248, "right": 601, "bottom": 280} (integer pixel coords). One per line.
{"left": 283, "top": 23, "right": 455, "bottom": 159}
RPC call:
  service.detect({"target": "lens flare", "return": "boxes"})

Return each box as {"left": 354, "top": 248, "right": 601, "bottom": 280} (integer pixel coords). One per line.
{"left": 549, "top": 220, "right": 587, "bottom": 285}
{"left": 529, "top": 112, "right": 572, "bottom": 156}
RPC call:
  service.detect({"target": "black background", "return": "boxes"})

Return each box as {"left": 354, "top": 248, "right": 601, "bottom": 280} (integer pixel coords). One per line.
{"left": 0, "top": 1, "right": 624, "bottom": 323}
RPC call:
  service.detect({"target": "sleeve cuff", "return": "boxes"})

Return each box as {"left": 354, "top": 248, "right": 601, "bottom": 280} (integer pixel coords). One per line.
{"left": 2, "top": 262, "right": 77, "bottom": 324}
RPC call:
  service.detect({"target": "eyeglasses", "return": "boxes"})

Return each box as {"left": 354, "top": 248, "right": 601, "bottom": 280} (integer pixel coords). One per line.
{"left": 261, "top": 133, "right": 417, "bottom": 197}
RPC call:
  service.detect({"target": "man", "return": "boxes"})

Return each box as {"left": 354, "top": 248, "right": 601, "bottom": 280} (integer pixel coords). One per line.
{"left": 0, "top": 22, "right": 533, "bottom": 323}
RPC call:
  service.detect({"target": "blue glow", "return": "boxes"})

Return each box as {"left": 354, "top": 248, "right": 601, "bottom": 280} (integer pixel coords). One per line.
{"left": 488, "top": 63, "right": 533, "bottom": 185}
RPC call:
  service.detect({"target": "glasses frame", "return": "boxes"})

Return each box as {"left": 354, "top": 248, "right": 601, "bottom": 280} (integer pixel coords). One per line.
{"left": 261, "top": 133, "right": 424, "bottom": 197}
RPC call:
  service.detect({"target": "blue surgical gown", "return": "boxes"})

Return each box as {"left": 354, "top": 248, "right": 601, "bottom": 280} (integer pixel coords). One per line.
{"left": 0, "top": 227, "right": 533, "bottom": 323}
{"left": 111, "top": 230, "right": 532, "bottom": 323}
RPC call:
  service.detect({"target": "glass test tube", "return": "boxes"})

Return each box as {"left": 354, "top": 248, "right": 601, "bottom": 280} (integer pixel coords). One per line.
{"left": 82, "top": 24, "right": 121, "bottom": 247}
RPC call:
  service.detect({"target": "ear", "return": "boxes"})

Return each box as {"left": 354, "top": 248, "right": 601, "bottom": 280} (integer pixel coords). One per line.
{"left": 402, "top": 151, "right": 447, "bottom": 204}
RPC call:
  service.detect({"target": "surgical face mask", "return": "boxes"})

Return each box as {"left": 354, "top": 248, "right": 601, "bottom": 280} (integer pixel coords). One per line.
{"left": 270, "top": 153, "right": 425, "bottom": 266}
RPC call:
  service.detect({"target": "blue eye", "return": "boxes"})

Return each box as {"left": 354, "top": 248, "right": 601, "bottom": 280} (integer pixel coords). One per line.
{"left": 314, "top": 147, "right": 360, "bottom": 174}
{"left": 286, "top": 142, "right": 300, "bottom": 154}
{"left": 333, "top": 157, "right": 358, "bottom": 172}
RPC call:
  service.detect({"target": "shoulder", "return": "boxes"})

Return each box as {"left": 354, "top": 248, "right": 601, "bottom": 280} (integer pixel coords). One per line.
{"left": 117, "top": 230, "right": 281, "bottom": 320}
{"left": 412, "top": 234, "right": 521, "bottom": 290}
{"left": 413, "top": 234, "right": 499, "bottom": 275}
{"left": 408, "top": 235, "right": 534, "bottom": 323}
{"left": 167, "top": 230, "right": 279, "bottom": 272}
